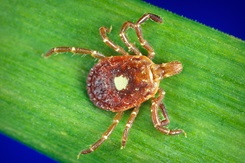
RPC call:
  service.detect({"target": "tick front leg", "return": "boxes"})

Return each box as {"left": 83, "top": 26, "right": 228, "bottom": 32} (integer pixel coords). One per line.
{"left": 151, "top": 88, "right": 185, "bottom": 136}
{"left": 45, "top": 47, "right": 105, "bottom": 59}
{"left": 99, "top": 27, "right": 129, "bottom": 55}
{"left": 120, "top": 21, "right": 142, "bottom": 56}
{"left": 121, "top": 105, "right": 140, "bottom": 149}
{"left": 77, "top": 112, "right": 123, "bottom": 159}
{"left": 135, "top": 13, "right": 163, "bottom": 60}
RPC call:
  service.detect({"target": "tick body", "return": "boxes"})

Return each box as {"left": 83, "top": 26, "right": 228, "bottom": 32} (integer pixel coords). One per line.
{"left": 87, "top": 55, "right": 159, "bottom": 112}
{"left": 45, "top": 13, "right": 185, "bottom": 158}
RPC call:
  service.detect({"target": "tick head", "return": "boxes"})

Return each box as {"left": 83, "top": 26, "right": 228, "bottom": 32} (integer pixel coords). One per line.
{"left": 154, "top": 61, "right": 183, "bottom": 79}
{"left": 162, "top": 61, "right": 183, "bottom": 78}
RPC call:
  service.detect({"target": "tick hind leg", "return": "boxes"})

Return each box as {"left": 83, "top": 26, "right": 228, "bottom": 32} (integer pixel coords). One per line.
{"left": 121, "top": 105, "right": 140, "bottom": 149}
{"left": 45, "top": 47, "right": 105, "bottom": 59}
{"left": 77, "top": 112, "right": 123, "bottom": 158}
{"left": 99, "top": 27, "right": 129, "bottom": 55}
{"left": 120, "top": 13, "right": 162, "bottom": 59}
{"left": 151, "top": 88, "right": 185, "bottom": 136}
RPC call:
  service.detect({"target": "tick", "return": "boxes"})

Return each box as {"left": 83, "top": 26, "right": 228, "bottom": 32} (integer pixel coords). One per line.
{"left": 45, "top": 13, "right": 185, "bottom": 158}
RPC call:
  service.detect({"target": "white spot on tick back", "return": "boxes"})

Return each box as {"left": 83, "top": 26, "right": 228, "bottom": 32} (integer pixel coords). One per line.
{"left": 114, "top": 75, "right": 128, "bottom": 91}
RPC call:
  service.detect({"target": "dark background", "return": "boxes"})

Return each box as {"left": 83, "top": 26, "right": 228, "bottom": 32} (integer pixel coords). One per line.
{"left": 144, "top": 0, "right": 244, "bottom": 40}
{"left": 1, "top": 1, "right": 243, "bottom": 163}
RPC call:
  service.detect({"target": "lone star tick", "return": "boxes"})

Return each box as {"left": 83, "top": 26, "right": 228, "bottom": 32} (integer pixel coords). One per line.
{"left": 45, "top": 13, "right": 185, "bottom": 158}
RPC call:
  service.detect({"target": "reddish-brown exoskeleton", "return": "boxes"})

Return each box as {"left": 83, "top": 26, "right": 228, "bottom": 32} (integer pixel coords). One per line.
{"left": 45, "top": 13, "right": 185, "bottom": 158}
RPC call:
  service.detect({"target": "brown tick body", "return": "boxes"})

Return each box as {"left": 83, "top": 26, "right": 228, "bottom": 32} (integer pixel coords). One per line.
{"left": 45, "top": 13, "right": 185, "bottom": 158}
{"left": 87, "top": 55, "right": 159, "bottom": 112}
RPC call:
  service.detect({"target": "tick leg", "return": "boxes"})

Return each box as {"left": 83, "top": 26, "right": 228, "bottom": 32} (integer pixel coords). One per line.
{"left": 77, "top": 112, "right": 123, "bottom": 158}
{"left": 151, "top": 88, "right": 185, "bottom": 135}
{"left": 135, "top": 13, "right": 163, "bottom": 60}
{"left": 45, "top": 47, "right": 105, "bottom": 59}
{"left": 121, "top": 105, "right": 140, "bottom": 149}
{"left": 100, "top": 27, "right": 129, "bottom": 55}
{"left": 120, "top": 21, "right": 142, "bottom": 55}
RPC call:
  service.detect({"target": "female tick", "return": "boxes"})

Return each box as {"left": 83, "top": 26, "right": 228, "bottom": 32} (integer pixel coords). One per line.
{"left": 45, "top": 13, "right": 185, "bottom": 158}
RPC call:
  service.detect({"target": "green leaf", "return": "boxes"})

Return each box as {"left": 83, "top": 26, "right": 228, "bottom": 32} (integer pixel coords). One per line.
{"left": 1, "top": 0, "right": 244, "bottom": 162}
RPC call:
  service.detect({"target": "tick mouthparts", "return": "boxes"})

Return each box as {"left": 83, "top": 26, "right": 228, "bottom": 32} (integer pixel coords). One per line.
{"left": 159, "top": 61, "right": 183, "bottom": 78}
{"left": 171, "top": 61, "right": 183, "bottom": 74}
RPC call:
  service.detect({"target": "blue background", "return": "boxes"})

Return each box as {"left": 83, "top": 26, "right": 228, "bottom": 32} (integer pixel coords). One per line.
{"left": 144, "top": 0, "right": 244, "bottom": 40}
{"left": 1, "top": 1, "right": 244, "bottom": 163}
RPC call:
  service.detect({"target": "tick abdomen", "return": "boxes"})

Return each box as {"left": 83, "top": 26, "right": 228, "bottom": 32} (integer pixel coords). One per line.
{"left": 87, "top": 55, "right": 159, "bottom": 112}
